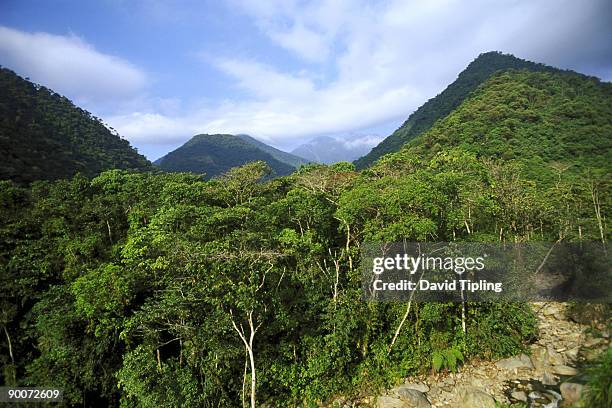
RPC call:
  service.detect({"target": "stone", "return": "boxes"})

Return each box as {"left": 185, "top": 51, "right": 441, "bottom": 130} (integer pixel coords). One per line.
{"left": 560, "top": 382, "right": 584, "bottom": 406}
{"left": 531, "top": 346, "right": 547, "bottom": 372}
{"left": 542, "top": 372, "right": 558, "bottom": 386}
{"left": 546, "top": 345, "right": 565, "bottom": 366}
{"left": 495, "top": 354, "right": 534, "bottom": 371}
{"left": 458, "top": 387, "right": 496, "bottom": 408}
{"left": 392, "top": 386, "right": 431, "bottom": 408}
{"left": 543, "top": 303, "right": 562, "bottom": 317}
{"left": 402, "top": 382, "right": 430, "bottom": 393}
{"left": 377, "top": 396, "right": 410, "bottom": 408}
{"left": 551, "top": 365, "right": 578, "bottom": 376}
{"left": 511, "top": 390, "right": 528, "bottom": 402}
{"left": 565, "top": 347, "right": 580, "bottom": 360}
{"left": 584, "top": 337, "right": 604, "bottom": 348}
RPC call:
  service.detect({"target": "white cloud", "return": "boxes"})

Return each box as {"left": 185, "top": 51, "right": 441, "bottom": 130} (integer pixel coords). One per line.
{"left": 0, "top": 26, "right": 147, "bottom": 105}
{"left": 4, "top": 0, "right": 609, "bottom": 157}
{"left": 340, "top": 134, "right": 384, "bottom": 149}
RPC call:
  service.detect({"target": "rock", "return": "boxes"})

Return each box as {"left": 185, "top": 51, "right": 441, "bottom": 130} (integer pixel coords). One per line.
{"left": 496, "top": 354, "right": 534, "bottom": 370}
{"left": 377, "top": 396, "right": 410, "bottom": 408}
{"left": 584, "top": 337, "right": 604, "bottom": 348}
{"left": 511, "top": 390, "right": 528, "bottom": 402}
{"left": 531, "top": 346, "right": 547, "bottom": 372}
{"left": 392, "top": 387, "right": 431, "bottom": 408}
{"left": 566, "top": 303, "right": 608, "bottom": 324}
{"left": 458, "top": 387, "right": 496, "bottom": 408}
{"left": 551, "top": 365, "right": 578, "bottom": 376}
{"left": 402, "top": 382, "right": 430, "bottom": 393}
{"left": 560, "top": 382, "right": 584, "bottom": 406}
{"left": 543, "top": 303, "right": 563, "bottom": 317}
{"left": 542, "top": 372, "right": 558, "bottom": 386}
{"left": 546, "top": 345, "right": 565, "bottom": 366}
{"left": 565, "top": 347, "right": 580, "bottom": 360}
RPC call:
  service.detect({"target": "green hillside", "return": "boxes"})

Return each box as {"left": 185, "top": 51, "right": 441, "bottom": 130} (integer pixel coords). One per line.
{"left": 236, "top": 134, "right": 311, "bottom": 168}
{"left": 0, "top": 67, "right": 151, "bottom": 183}
{"left": 373, "top": 70, "right": 612, "bottom": 183}
{"left": 354, "top": 51, "right": 560, "bottom": 169}
{"left": 155, "top": 133, "right": 296, "bottom": 178}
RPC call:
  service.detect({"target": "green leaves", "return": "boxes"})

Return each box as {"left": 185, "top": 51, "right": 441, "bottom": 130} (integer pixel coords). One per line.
{"left": 431, "top": 347, "right": 464, "bottom": 373}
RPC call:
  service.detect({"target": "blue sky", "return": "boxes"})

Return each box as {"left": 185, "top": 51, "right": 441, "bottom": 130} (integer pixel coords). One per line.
{"left": 1, "top": 0, "right": 611, "bottom": 160}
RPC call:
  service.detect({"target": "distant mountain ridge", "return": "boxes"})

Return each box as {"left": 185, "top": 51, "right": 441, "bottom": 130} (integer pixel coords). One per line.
{"left": 354, "top": 51, "right": 563, "bottom": 168}
{"left": 291, "top": 135, "right": 377, "bottom": 164}
{"left": 155, "top": 134, "right": 308, "bottom": 178}
{"left": 0, "top": 67, "right": 151, "bottom": 183}
{"left": 236, "top": 134, "right": 310, "bottom": 168}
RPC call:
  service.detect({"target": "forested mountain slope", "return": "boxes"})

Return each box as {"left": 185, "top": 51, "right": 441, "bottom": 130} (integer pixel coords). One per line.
{"left": 354, "top": 51, "right": 561, "bottom": 169}
{"left": 155, "top": 133, "right": 297, "bottom": 178}
{"left": 373, "top": 70, "right": 612, "bottom": 184}
{"left": 0, "top": 67, "right": 151, "bottom": 183}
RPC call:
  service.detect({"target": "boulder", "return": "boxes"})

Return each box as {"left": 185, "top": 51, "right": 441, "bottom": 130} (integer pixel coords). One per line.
{"left": 542, "top": 372, "right": 558, "bottom": 386}
{"left": 390, "top": 386, "right": 431, "bottom": 408}
{"left": 551, "top": 365, "right": 578, "bottom": 376}
{"left": 458, "top": 387, "right": 496, "bottom": 408}
{"left": 560, "top": 382, "right": 584, "bottom": 406}
{"left": 401, "top": 382, "right": 430, "bottom": 393}
{"left": 511, "top": 390, "right": 528, "bottom": 402}
{"left": 377, "top": 396, "right": 409, "bottom": 408}
{"left": 546, "top": 345, "right": 565, "bottom": 366}
{"left": 496, "top": 354, "right": 534, "bottom": 370}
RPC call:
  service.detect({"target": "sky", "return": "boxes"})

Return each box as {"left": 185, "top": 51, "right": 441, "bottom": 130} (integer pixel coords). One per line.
{"left": 0, "top": 0, "right": 611, "bottom": 161}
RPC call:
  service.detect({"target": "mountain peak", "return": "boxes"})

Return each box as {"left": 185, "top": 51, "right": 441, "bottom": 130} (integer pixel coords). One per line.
{"left": 155, "top": 133, "right": 309, "bottom": 178}
{"left": 354, "top": 52, "right": 560, "bottom": 169}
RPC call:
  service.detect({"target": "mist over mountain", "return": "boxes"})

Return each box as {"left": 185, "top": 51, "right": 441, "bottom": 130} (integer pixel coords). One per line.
{"left": 235, "top": 134, "right": 310, "bottom": 168}
{"left": 291, "top": 135, "right": 380, "bottom": 164}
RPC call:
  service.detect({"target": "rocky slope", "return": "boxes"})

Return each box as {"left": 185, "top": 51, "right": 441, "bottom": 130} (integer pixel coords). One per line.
{"left": 333, "top": 302, "right": 610, "bottom": 407}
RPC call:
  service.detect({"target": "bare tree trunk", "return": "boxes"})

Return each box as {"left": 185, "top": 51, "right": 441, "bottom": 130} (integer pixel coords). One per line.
{"left": 591, "top": 182, "right": 606, "bottom": 245}
{"left": 230, "top": 310, "right": 261, "bottom": 408}
{"left": 106, "top": 219, "right": 113, "bottom": 244}
{"left": 388, "top": 298, "right": 413, "bottom": 355}
{"left": 2, "top": 325, "right": 14, "bottom": 365}
{"left": 242, "top": 351, "right": 247, "bottom": 408}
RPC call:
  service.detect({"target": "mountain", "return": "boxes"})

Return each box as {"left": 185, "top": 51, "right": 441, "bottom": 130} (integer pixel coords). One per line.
{"left": 291, "top": 135, "right": 377, "bottom": 164}
{"left": 155, "top": 134, "right": 298, "bottom": 178}
{"left": 354, "top": 51, "right": 561, "bottom": 169}
{"left": 373, "top": 69, "right": 612, "bottom": 183}
{"left": 236, "top": 134, "right": 310, "bottom": 168}
{"left": 0, "top": 67, "right": 151, "bottom": 183}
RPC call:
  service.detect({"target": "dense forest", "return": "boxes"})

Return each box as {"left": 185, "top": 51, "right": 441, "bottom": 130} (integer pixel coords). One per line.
{"left": 1, "top": 61, "right": 610, "bottom": 406}
{"left": 354, "top": 52, "right": 567, "bottom": 169}
{"left": 155, "top": 134, "right": 307, "bottom": 179}
{"left": 0, "top": 68, "right": 152, "bottom": 183}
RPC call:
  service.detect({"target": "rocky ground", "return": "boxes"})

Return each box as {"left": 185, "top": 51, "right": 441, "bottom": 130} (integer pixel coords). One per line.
{"left": 367, "top": 302, "right": 610, "bottom": 408}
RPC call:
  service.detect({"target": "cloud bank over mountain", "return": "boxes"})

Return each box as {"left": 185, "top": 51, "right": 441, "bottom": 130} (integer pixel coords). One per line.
{"left": 1, "top": 0, "right": 610, "bottom": 158}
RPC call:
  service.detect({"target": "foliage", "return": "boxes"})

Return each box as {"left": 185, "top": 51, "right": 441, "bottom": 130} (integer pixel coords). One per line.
{"left": 431, "top": 347, "right": 464, "bottom": 373}
{"left": 0, "top": 67, "right": 152, "bottom": 183}
{"left": 355, "top": 51, "right": 580, "bottom": 169}
{"left": 583, "top": 347, "right": 612, "bottom": 408}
